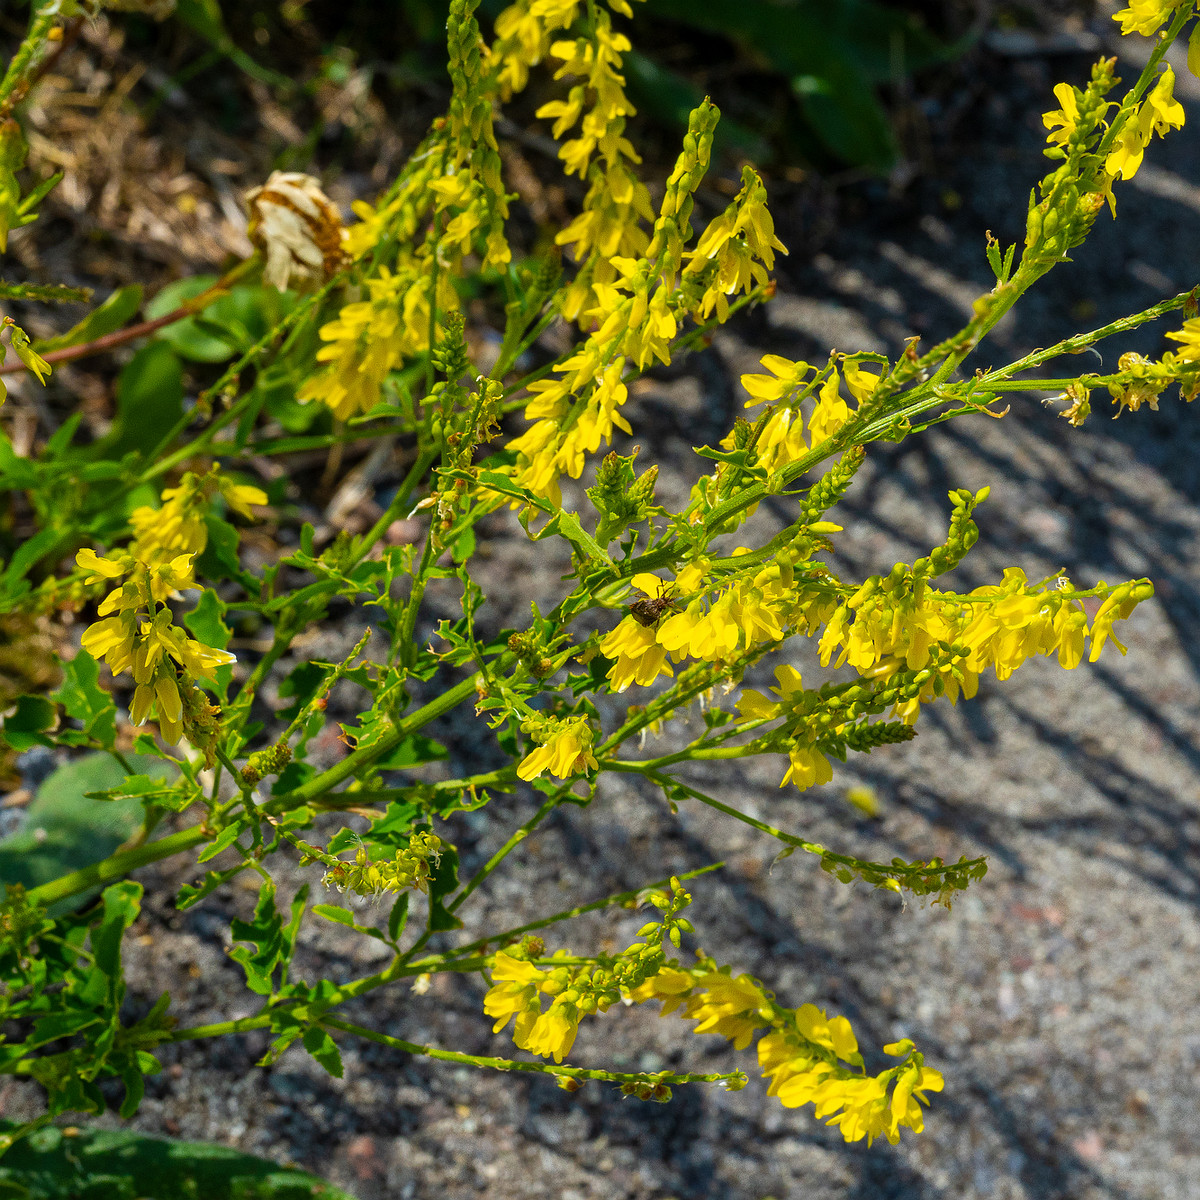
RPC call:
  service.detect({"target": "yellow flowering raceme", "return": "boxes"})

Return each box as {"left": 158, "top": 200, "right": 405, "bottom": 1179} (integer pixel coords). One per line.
{"left": 77, "top": 548, "right": 234, "bottom": 744}
{"left": 630, "top": 966, "right": 942, "bottom": 1144}
{"left": 517, "top": 714, "right": 599, "bottom": 780}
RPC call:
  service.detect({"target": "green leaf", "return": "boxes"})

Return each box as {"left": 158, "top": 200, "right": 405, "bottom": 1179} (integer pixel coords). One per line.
{"left": 195, "top": 513, "right": 244, "bottom": 584}
{"left": 35, "top": 285, "right": 143, "bottom": 354}
{"left": 89, "top": 341, "right": 184, "bottom": 461}
{"left": 0, "top": 526, "right": 61, "bottom": 593}
{"left": 196, "top": 822, "right": 247, "bottom": 864}
{"left": 387, "top": 892, "right": 409, "bottom": 943}
{"left": 0, "top": 1121, "right": 356, "bottom": 1200}
{"left": 144, "top": 275, "right": 234, "bottom": 362}
{"left": 183, "top": 589, "right": 233, "bottom": 699}
{"left": 302, "top": 1026, "right": 344, "bottom": 1079}
{"left": 52, "top": 651, "right": 117, "bottom": 749}
{"left": 2, "top": 694, "right": 57, "bottom": 751}
{"left": 311, "top": 903, "right": 357, "bottom": 928}
{"left": 0, "top": 754, "right": 175, "bottom": 910}
{"left": 229, "top": 879, "right": 286, "bottom": 995}
{"left": 92, "top": 881, "right": 142, "bottom": 980}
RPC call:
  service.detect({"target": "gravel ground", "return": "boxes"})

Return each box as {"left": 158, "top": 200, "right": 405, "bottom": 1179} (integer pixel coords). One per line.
{"left": 5, "top": 12, "right": 1200, "bottom": 1200}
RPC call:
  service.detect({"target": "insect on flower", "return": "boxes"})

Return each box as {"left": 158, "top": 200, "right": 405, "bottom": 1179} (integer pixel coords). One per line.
{"left": 629, "top": 583, "right": 679, "bottom": 628}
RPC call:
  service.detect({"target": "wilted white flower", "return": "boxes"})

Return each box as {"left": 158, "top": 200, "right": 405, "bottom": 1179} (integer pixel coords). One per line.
{"left": 245, "top": 171, "right": 347, "bottom": 292}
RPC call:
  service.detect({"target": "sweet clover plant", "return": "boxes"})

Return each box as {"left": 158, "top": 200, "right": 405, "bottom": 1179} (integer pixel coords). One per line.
{"left": 1, "top": 0, "right": 1197, "bottom": 1166}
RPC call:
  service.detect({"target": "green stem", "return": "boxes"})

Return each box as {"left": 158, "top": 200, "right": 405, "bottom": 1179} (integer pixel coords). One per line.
{"left": 449, "top": 792, "right": 560, "bottom": 913}
{"left": 25, "top": 826, "right": 209, "bottom": 907}
{"left": 320, "top": 1015, "right": 741, "bottom": 1088}
{"left": 0, "top": 5, "right": 57, "bottom": 117}
{"left": 263, "top": 671, "right": 488, "bottom": 812}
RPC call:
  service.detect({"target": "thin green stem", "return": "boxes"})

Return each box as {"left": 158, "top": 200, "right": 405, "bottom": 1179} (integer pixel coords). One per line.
{"left": 320, "top": 1015, "right": 741, "bottom": 1088}
{"left": 448, "top": 792, "right": 560, "bottom": 913}
{"left": 26, "top": 826, "right": 209, "bottom": 907}
{"left": 264, "top": 671, "right": 489, "bottom": 812}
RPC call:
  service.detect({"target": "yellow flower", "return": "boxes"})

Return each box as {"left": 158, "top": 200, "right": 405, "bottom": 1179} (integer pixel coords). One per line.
{"left": 1106, "top": 67, "right": 1184, "bottom": 181}
{"left": 794, "top": 1003, "right": 859, "bottom": 1061}
{"left": 516, "top": 716, "right": 599, "bottom": 780}
{"left": 683, "top": 972, "right": 771, "bottom": 1050}
{"left": 1165, "top": 316, "right": 1200, "bottom": 361}
{"left": 599, "top": 616, "right": 674, "bottom": 692}
{"left": 519, "top": 1001, "right": 581, "bottom": 1063}
{"left": 1042, "top": 83, "right": 1081, "bottom": 147}
{"left": 741, "top": 354, "right": 811, "bottom": 407}
{"left": 628, "top": 966, "right": 695, "bottom": 1014}
{"left": 780, "top": 742, "right": 833, "bottom": 790}
{"left": 1112, "top": 0, "right": 1184, "bottom": 37}
{"left": 483, "top": 951, "right": 544, "bottom": 1046}
{"left": 808, "top": 370, "right": 851, "bottom": 446}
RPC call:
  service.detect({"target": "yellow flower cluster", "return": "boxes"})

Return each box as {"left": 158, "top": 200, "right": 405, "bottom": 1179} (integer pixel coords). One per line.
{"left": 484, "top": 950, "right": 601, "bottom": 1063}
{"left": 630, "top": 966, "right": 943, "bottom": 1145}
{"left": 516, "top": 714, "right": 599, "bottom": 780}
{"left": 535, "top": 0, "right": 654, "bottom": 322}
{"left": 75, "top": 469, "right": 263, "bottom": 744}
{"left": 505, "top": 102, "right": 788, "bottom": 503}
{"left": 77, "top": 549, "right": 233, "bottom": 744}
{"left": 489, "top": 0, "right": 585, "bottom": 101}
{"left": 814, "top": 568, "right": 1151, "bottom": 703}
{"left": 1105, "top": 65, "right": 1185, "bottom": 182}
{"left": 128, "top": 466, "right": 265, "bottom": 560}
{"left": 297, "top": 266, "right": 454, "bottom": 421}
{"left": 680, "top": 166, "right": 787, "bottom": 324}
{"left": 304, "top": 832, "right": 443, "bottom": 899}
{"left": 599, "top": 560, "right": 836, "bottom": 695}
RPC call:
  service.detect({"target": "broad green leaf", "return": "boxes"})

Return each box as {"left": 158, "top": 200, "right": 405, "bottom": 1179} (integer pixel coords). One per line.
{"left": 0, "top": 1121, "right": 355, "bottom": 1200}
{"left": 1, "top": 694, "right": 57, "bottom": 751}
{"left": 0, "top": 754, "right": 175, "bottom": 908}
{"left": 89, "top": 341, "right": 184, "bottom": 461}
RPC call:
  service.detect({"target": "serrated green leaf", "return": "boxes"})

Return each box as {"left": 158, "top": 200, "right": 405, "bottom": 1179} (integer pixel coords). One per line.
{"left": 52, "top": 650, "right": 117, "bottom": 749}
{"left": 302, "top": 1026, "right": 344, "bottom": 1078}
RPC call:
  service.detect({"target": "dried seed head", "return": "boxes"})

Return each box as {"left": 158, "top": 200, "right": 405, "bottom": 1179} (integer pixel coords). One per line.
{"left": 245, "top": 172, "right": 347, "bottom": 292}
